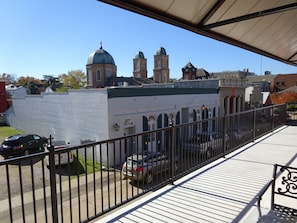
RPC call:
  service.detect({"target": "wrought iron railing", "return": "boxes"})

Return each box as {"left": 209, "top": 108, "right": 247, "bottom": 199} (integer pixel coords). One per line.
{"left": 287, "top": 102, "right": 297, "bottom": 122}
{"left": 0, "top": 104, "right": 288, "bottom": 222}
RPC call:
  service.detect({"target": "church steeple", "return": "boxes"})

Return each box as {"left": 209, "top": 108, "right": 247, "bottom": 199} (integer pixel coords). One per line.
{"left": 133, "top": 51, "right": 147, "bottom": 78}
{"left": 153, "top": 47, "right": 169, "bottom": 83}
{"left": 182, "top": 61, "right": 197, "bottom": 80}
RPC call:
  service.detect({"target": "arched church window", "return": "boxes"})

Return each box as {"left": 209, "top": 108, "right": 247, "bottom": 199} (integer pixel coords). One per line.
{"left": 124, "top": 118, "right": 134, "bottom": 127}
{"left": 176, "top": 112, "right": 180, "bottom": 125}
{"left": 212, "top": 107, "right": 216, "bottom": 132}
{"left": 124, "top": 118, "right": 135, "bottom": 136}
{"left": 96, "top": 70, "right": 101, "bottom": 80}
{"left": 157, "top": 115, "right": 162, "bottom": 129}
{"left": 87, "top": 69, "right": 92, "bottom": 84}
{"left": 148, "top": 116, "right": 156, "bottom": 133}
{"left": 201, "top": 105, "right": 208, "bottom": 119}
{"left": 193, "top": 110, "right": 197, "bottom": 121}
{"left": 197, "top": 109, "right": 201, "bottom": 121}
{"left": 147, "top": 115, "right": 156, "bottom": 149}
{"left": 157, "top": 114, "right": 162, "bottom": 150}
{"left": 87, "top": 69, "right": 93, "bottom": 85}
{"left": 142, "top": 116, "right": 148, "bottom": 131}
{"left": 107, "top": 69, "right": 112, "bottom": 78}
{"left": 142, "top": 116, "right": 149, "bottom": 151}
{"left": 167, "top": 113, "right": 174, "bottom": 126}
{"left": 163, "top": 113, "right": 169, "bottom": 127}
{"left": 201, "top": 105, "right": 208, "bottom": 132}
{"left": 193, "top": 109, "right": 198, "bottom": 136}
{"left": 157, "top": 60, "right": 161, "bottom": 68}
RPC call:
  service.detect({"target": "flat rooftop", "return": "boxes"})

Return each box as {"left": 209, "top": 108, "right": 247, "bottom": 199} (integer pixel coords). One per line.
{"left": 97, "top": 125, "right": 297, "bottom": 223}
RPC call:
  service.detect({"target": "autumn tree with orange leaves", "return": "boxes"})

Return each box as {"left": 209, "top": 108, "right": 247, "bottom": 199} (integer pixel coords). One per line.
{"left": 270, "top": 91, "right": 297, "bottom": 104}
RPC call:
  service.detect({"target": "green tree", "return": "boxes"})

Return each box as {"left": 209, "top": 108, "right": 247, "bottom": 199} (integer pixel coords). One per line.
{"left": 17, "top": 76, "right": 42, "bottom": 94}
{"left": 0, "top": 73, "right": 15, "bottom": 84}
{"left": 17, "top": 76, "right": 41, "bottom": 87}
{"left": 27, "top": 81, "right": 40, "bottom": 95}
{"left": 43, "top": 75, "right": 62, "bottom": 91}
{"left": 59, "top": 70, "right": 86, "bottom": 89}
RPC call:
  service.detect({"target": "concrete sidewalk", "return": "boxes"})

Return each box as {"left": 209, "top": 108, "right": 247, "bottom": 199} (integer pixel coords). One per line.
{"left": 97, "top": 125, "right": 297, "bottom": 223}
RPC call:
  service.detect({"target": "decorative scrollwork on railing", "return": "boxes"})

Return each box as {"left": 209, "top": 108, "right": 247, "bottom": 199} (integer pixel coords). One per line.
{"left": 277, "top": 165, "right": 297, "bottom": 196}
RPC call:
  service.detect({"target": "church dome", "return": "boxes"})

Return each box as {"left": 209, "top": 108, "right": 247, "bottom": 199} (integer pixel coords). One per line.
{"left": 135, "top": 51, "right": 145, "bottom": 59}
{"left": 156, "top": 47, "right": 167, "bottom": 55}
{"left": 87, "top": 45, "right": 115, "bottom": 65}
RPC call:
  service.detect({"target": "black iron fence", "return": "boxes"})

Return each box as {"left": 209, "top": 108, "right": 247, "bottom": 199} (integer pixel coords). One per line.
{"left": 0, "top": 104, "right": 288, "bottom": 222}
{"left": 287, "top": 102, "right": 297, "bottom": 123}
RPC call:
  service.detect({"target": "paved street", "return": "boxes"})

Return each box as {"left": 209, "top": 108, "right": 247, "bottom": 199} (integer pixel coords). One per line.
{"left": 0, "top": 163, "right": 140, "bottom": 222}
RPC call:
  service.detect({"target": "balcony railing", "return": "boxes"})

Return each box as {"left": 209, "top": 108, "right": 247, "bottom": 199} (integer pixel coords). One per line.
{"left": 0, "top": 104, "right": 288, "bottom": 222}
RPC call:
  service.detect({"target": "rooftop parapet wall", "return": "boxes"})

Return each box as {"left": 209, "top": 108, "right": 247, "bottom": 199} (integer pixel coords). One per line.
{"left": 219, "top": 79, "right": 246, "bottom": 88}
{"left": 107, "top": 87, "right": 218, "bottom": 98}
{"left": 174, "top": 79, "right": 246, "bottom": 88}
{"left": 174, "top": 79, "right": 219, "bottom": 88}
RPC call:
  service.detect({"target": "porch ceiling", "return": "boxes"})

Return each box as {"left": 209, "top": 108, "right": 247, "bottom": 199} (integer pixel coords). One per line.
{"left": 98, "top": 0, "right": 297, "bottom": 67}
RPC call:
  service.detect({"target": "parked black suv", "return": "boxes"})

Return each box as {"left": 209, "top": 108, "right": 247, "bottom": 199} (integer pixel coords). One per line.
{"left": 0, "top": 134, "right": 48, "bottom": 159}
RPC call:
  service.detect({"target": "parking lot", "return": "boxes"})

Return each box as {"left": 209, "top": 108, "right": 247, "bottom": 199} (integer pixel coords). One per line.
{"left": 0, "top": 153, "right": 140, "bottom": 222}
{"left": 0, "top": 155, "right": 50, "bottom": 200}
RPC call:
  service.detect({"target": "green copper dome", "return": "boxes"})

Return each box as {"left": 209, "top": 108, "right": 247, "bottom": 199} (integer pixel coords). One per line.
{"left": 87, "top": 46, "right": 115, "bottom": 65}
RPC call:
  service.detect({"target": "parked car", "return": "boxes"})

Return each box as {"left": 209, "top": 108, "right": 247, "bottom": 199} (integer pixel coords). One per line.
{"left": 0, "top": 134, "right": 48, "bottom": 159}
{"left": 228, "top": 127, "right": 253, "bottom": 142}
{"left": 181, "top": 131, "right": 229, "bottom": 158}
{"left": 122, "top": 152, "right": 178, "bottom": 184}
{"left": 46, "top": 140, "right": 73, "bottom": 166}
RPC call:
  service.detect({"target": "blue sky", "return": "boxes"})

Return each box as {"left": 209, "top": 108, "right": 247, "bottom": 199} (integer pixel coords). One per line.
{"left": 1, "top": 0, "right": 296, "bottom": 80}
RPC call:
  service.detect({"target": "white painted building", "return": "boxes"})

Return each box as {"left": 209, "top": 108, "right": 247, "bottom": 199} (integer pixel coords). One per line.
{"left": 6, "top": 81, "right": 222, "bottom": 166}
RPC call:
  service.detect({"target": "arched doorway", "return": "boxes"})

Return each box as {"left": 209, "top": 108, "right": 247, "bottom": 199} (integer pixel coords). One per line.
{"left": 147, "top": 115, "right": 157, "bottom": 152}
{"left": 124, "top": 118, "right": 135, "bottom": 155}
{"left": 201, "top": 105, "right": 208, "bottom": 132}
{"left": 142, "top": 115, "right": 157, "bottom": 153}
